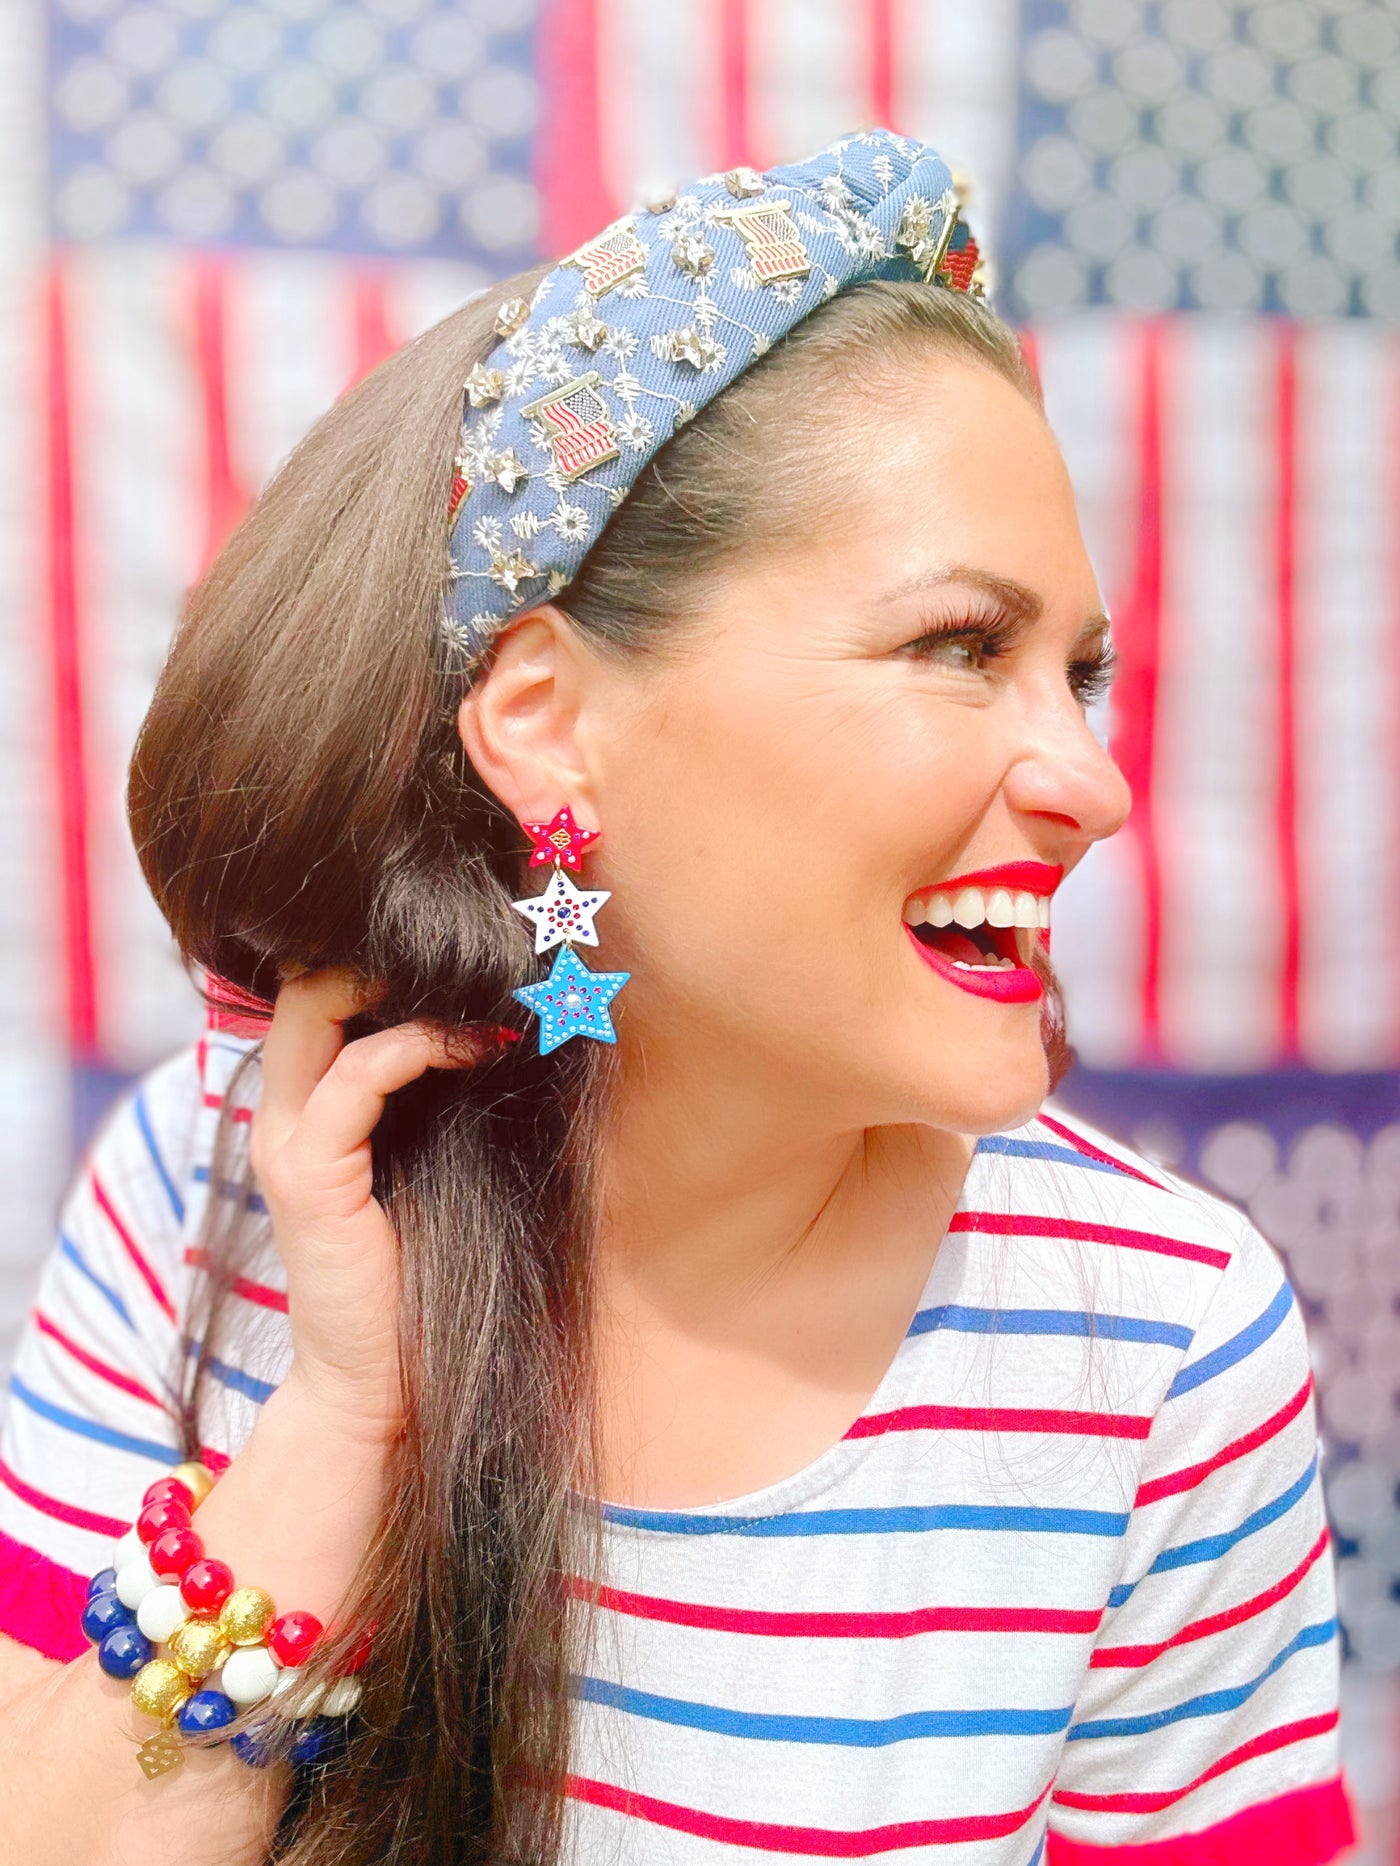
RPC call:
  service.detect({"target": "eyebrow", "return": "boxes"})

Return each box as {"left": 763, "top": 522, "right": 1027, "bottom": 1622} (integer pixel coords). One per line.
{"left": 880, "top": 563, "right": 1110, "bottom": 639}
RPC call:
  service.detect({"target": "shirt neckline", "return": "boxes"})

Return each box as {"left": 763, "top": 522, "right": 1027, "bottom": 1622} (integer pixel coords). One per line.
{"left": 596, "top": 1135, "right": 995, "bottom": 1533}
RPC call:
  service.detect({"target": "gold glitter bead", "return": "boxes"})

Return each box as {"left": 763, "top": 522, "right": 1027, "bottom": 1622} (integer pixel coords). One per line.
{"left": 169, "top": 1617, "right": 233, "bottom": 1679}
{"left": 218, "top": 1586, "right": 276, "bottom": 1646}
{"left": 130, "top": 1659, "right": 192, "bottom": 1724}
{"left": 169, "top": 1461, "right": 215, "bottom": 1508}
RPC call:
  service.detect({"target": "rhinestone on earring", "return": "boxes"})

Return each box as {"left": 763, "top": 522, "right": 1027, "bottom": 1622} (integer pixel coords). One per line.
{"left": 510, "top": 806, "right": 630, "bottom": 1054}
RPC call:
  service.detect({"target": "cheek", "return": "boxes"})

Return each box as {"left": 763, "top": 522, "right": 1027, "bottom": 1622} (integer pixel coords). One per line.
{"left": 602, "top": 695, "right": 1000, "bottom": 984}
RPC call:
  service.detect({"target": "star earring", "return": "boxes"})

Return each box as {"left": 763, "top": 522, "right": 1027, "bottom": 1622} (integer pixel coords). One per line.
{"left": 510, "top": 805, "right": 630, "bottom": 1054}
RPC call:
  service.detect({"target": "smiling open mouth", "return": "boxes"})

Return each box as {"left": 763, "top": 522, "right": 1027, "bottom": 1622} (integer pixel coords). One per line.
{"left": 902, "top": 867, "right": 1058, "bottom": 1005}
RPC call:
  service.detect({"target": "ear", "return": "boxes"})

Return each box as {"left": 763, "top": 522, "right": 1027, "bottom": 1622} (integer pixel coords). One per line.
{"left": 456, "top": 606, "right": 600, "bottom": 827}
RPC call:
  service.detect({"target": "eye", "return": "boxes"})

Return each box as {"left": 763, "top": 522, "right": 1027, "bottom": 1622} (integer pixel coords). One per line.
{"left": 1068, "top": 641, "right": 1116, "bottom": 706}
{"left": 901, "top": 621, "right": 1008, "bottom": 673}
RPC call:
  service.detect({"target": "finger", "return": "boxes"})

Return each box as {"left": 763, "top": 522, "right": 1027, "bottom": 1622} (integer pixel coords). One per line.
{"left": 256, "top": 968, "right": 380, "bottom": 1160}
{"left": 285, "top": 1021, "right": 485, "bottom": 1177}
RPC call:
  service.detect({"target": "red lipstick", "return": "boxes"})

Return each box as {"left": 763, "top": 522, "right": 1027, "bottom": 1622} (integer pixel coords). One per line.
{"left": 906, "top": 928, "right": 1044, "bottom": 1003}
{"left": 931, "top": 861, "right": 1063, "bottom": 895}
{"left": 904, "top": 860, "right": 1060, "bottom": 1006}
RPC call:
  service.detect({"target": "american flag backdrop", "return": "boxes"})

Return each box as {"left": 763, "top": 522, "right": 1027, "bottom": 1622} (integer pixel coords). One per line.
{"left": 4, "top": 0, "right": 1400, "bottom": 1814}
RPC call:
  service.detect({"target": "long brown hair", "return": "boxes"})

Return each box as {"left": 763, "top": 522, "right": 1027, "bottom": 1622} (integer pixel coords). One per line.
{"left": 128, "top": 273, "right": 1049, "bottom": 1861}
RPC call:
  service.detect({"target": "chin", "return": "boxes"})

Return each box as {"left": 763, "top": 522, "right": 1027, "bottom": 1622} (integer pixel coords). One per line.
{"left": 915, "top": 1031, "right": 1051, "bottom": 1137}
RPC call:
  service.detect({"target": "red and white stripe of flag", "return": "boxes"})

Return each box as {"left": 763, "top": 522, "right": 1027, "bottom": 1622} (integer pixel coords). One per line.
{"left": 36, "top": 246, "right": 485, "bottom": 1074}
{"left": 1044, "top": 317, "right": 1400, "bottom": 1071}
{"left": 555, "top": 0, "right": 1019, "bottom": 258}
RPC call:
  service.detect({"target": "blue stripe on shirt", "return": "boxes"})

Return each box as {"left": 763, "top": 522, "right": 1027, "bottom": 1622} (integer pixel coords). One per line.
{"left": 8, "top": 1372, "right": 179, "bottom": 1463}
{"left": 600, "top": 1501, "right": 1131, "bottom": 1539}
{"left": 908, "top": 1304, "right": 1192, "bottom": 1350}
{"left": 1165, "top": 1281, "right": 1293, "bottom": 1400}
{"left": 573, "top": 1675, "right": 1074, "bottom": 1746}
{"left": 208, "top": 1356, "right": 275, "bottom": 1405}
{"left": 192, "top": 1165, "right": 268, "bottom": 1215}
{"left": 58, "top": 1234, "right": 134, "bottom": 1329}
{"left": 134, "top": 1089, "right": 185, "bottom": 1224}
{"left": 976, "top": 1136, "right": 1116, "bottom": 1175}
{"left": 1149, "top": 1453, "right": 1318, "bottom": 1573}
{"left": 1067, "top": 1618, "right": 1338, "bottom": 1742}
{"left": 1107, "top": 1453, "right": 1320, "bottom": 1608}
{"left": 186, "top": 1339, "right": 276, "bottom": 1406}
{"left": 1026, "top": 1838, "right": 1046, "bottom": 1866}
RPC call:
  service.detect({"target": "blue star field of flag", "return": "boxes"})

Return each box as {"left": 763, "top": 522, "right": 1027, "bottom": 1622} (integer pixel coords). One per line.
{"left": 1004, "top": 0, "right": 1400, "bottom": 320}
{"left": 48, "top": 0, "right": 542, "bottom": 263}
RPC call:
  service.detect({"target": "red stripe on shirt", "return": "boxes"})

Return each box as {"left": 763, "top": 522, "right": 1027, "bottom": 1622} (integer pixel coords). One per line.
{"left": 1037, "top": 1115, "right": 1168, "bottom": 1191}
{"left": 0, "top": 1452, "right": 128, "bottom": 1538}
{"left": 948, "top": 1211, "right": 1231, "bottom": 1271}
{"left": 91, "top": 1175, "right": 176, "bottom": 1323}
{"left": 0, "top": 1529, "right": 89, "bottom": 1662}
{"left": 568, "top": 1577, "right": 1102, "bottom": 1640}
{"left": 202, "top": 1092, "right": 254, "bottom": 1122}
{"left": 184, "top": 1248, "right": 288, "bottom": 1314}
{"left": 1090, "top": 1527, "right": 1330, "bottom": 1668}
{"left": 1134, "top": 1375, "right": 1313, "bottom": 1507}
{"left": 567, "top": 1773, "right": 1051, "bottom": 1854}
{"left": 195, "top": 1022, "right": 260, "bottom": 1118}
{"left": 847, "top": 1406, "right": 1152, "bottom": 1442}
{"left": 33, "top": 1311, "right": 164, "bottom": 1409}
{"left": 1051, "top": 1710, "right": 1340, "bottom": 1816}
{"left": 1046, "top": 1775, "right": 1354, "bottom": 1865}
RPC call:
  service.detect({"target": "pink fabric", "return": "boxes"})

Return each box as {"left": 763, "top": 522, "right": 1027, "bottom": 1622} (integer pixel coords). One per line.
{"left": 1047, "top": 1777, "right": 1355, "bottom": 1866}
{"left": 0, "top": 1527, "right": 89, "bottom": 1661}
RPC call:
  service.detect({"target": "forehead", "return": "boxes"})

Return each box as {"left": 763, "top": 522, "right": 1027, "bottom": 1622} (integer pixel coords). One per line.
{"left": 698, "top": 353, "right": 1101, "bottom": 636}
{"left": 854, "top": 356, "right": 1086, "bottom": 574}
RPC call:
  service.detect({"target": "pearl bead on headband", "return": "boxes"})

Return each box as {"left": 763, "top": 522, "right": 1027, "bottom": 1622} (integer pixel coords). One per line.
{"left": 442, "top": 126, "right": 987, "bottom": 673}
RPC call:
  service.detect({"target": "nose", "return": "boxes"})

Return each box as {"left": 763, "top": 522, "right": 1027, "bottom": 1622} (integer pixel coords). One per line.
{"left": 1004, "top": 701, "right": 1132, "bottom": 847}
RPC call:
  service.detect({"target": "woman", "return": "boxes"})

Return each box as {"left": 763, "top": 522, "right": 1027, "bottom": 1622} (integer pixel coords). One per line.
{"left": 0, "top": 131, "right": 1350, "bottom": 1864}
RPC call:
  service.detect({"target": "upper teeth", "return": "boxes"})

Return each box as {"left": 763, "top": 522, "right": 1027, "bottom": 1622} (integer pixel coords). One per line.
{"left": 902, "top": 886, "right": 1052, "bottom": 931}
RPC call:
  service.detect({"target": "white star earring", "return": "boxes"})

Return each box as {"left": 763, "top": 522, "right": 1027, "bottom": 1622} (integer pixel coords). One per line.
{"left": 510, "top": 806, "right": 630, "bottom": 1055}
{"left": 512, "top": 864, "right": 612, "bottom": 954}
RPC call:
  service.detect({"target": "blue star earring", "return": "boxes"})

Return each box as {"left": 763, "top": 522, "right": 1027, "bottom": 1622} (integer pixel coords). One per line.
{"left": 510, "top": 806, "right": 630, "bottom": 1055}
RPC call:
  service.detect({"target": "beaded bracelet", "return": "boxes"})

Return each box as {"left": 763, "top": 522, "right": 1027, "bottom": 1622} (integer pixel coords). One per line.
{"left": 81, "top": 1460, "right": 369, "bottom": 1780}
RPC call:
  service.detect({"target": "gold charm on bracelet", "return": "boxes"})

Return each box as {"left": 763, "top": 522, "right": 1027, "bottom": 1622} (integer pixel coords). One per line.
{"left": 136, "top": 1730, "right": 185, "bottom": 1779}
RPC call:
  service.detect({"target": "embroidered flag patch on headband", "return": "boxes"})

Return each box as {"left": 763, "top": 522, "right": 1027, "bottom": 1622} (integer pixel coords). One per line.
{"left": 443, "top": 127, "right": 985, "bottom": 669}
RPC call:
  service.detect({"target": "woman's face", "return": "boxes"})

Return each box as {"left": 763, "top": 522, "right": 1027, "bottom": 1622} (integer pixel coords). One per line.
{"left": 538, "top": 353, "right": 1129, "bottom": 1137}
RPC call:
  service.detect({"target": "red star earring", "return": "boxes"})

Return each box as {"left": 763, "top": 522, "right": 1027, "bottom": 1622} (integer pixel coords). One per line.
{"left": 512, "top": 806, "right": 629, "bottom": 1053}
{"left": 522, "top": 803, "right": 602, "bottom": 872}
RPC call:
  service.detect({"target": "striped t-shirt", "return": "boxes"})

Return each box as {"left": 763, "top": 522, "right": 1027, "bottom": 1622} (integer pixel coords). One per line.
{"left": 1, "top": 1023, "right": 1354, "bottom": 1865}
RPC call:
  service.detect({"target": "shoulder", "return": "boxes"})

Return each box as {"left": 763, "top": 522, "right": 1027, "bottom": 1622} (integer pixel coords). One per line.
{"left": 966, "top": 1103, "right": 1300, "bottom": 1395}
{"left": 61, "top": 1028, "right": 268, "bottom": 1315}
{"left": 66, "top": 1039, "right": 206, "bottom": 1264}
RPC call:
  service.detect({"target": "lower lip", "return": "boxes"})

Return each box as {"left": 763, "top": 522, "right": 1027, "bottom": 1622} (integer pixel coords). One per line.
{"left": 905, "top": 925, "right": 1045, "bottom": 1004}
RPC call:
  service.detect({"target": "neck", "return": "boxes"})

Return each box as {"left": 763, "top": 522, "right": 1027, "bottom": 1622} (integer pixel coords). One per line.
{"left": 596, "top": 1037, "right": 973, "bottom": 1317}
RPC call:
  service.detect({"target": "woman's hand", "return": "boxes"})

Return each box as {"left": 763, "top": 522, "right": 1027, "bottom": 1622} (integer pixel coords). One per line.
{"left": 250, "top": 968, "right": 504, "bottom": 1443}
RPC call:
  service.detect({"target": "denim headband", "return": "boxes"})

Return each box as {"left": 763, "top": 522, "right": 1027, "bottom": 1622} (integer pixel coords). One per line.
{"left": 442, "top": 127, "right": 985, "bottom": 671}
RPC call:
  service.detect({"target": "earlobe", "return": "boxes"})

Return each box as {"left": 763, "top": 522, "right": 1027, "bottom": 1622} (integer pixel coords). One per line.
{"left": 453, "top": 607, "right": 597, "bottom": 827}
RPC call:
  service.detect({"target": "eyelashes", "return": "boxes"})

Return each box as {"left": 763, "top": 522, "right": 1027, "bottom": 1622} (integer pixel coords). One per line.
{"left": 902, "top": 611, "right": 1116, "bottom": 707}
{"left": 1068, "top": 641, "right": 1116, "bottom": 706}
